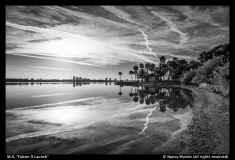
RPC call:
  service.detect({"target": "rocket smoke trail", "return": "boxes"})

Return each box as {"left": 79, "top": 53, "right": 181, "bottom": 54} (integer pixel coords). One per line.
{"left": 139, "top": 28, "right": 157, "bottom": 57}
{"left": 139, "top": 105, "right": 159, "bottom": 134}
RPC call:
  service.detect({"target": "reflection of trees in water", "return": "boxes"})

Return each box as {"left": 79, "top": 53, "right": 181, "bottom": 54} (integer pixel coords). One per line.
{"left": 130, "top": 86, "right": 194, "bottom": 112}
{"left": 129, "top": 86, "right": 134, "bottom": 97}
{"left": 118, "top": 85, "right": 123, "bottom": 95}
{"left": 74, "top": 82, "right": 90, "bottom": 87}
{"left": 6, "top": 82, "right": 90, "bottom": 86}
{"left": 6, "top": 83, "right": 29, "bottom": 86}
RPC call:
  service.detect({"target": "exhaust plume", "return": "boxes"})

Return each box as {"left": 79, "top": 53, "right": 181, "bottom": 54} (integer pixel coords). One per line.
{"left": 139, "top": 28, "right": 157, "bottom": 57}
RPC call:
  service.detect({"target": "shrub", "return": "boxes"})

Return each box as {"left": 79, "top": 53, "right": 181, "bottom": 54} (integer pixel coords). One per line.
{"left": 213, "top": 61, "right": 229, "bottom": 96}
{"left": 192, "top": 57, "right": 224, "bottom": 84}
{"left": 180, "top": 69, "right": 197, "bottom": 85}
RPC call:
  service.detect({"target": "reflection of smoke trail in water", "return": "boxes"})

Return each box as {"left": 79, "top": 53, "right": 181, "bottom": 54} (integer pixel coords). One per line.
{"left": 139, "top": 105, "right": 159, "bottom": 134}
{"left": 31, "top": 93, "right": 77, "bottom": 97}
{"left": 139, "top": 28, "right": 157, "bottom": 57}
{"left": 6, "top": 96, "right": 106, "bottom": 111}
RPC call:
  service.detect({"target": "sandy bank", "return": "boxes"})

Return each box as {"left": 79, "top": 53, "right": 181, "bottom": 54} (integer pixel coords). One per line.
{"left": 178, "top": 85, "right": 229, "bottom": 154}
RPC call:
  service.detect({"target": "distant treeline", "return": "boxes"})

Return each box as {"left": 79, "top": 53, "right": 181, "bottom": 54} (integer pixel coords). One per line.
{"left": 6, "top": 79, "right": 116, "bottom": 82}
{"left": 6, "top": 82, "right": 114, "bottom": 87}
{"left": 6, "top": 82, "right": 91, "bottom": 86}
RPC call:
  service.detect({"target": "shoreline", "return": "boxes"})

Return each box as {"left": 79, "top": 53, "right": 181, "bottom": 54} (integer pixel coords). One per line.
{"left": 5, "top": 84, "right": 229, "bottom": 154}
{"left": 177, "top": 84, "right": 229, "bottom": 154}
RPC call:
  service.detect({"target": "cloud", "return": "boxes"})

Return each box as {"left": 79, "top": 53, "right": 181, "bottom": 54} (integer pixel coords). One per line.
{"left": 16, "top": 69, "right": 29, "bottom": 71}
{"left": 151, "top": 11, "right": 190, "bottom": 45}
{"left": 28, "top": 37, "right": 62, "bottom": 43}
{"left": 30, "top": 66, "right": 79, "bottom": 71}
{"left": 27, "top": 120, "right": 62, "bottom": 126}
{"left": 101, "top": 6, "right": 142, "bottom": 26}
{"left": 6, "top": 6, "right": 229, "bottom": 67}
{"left": 7, "top": 52, "right": 104, "bottom": 67}
{"left": 6, "top": 21, "right": 156, "bottom": 66}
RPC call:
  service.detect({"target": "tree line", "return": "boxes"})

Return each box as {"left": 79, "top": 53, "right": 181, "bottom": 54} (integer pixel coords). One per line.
{"left": 127, "top": 55, "right": 202, "bottom": 82}
{"left": 118, "top": 43, "right": 229, "bottom": 96}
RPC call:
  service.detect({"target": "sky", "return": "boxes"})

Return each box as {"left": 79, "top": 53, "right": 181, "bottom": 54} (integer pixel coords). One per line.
{"left": 6, "top": 6, "right": 229, "bottom": 80}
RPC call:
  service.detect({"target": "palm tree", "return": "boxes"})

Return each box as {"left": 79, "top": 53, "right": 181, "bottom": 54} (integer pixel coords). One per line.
{"left": 139, "top": 63, "right": 145, "bottom": 82}
{"left": 118, "top": 72, "right": 122, "bottom": 81}
{"left": 150, "top": 63, "right": 155, "bottom": 70}
{"left": 147, "top": 63, "right": 155, "bottom": 74}
{"left": 149, "top": 95, "right": 155, "bottom": 104}
{"left": 138, "top": 69, "right": 146, "bottom": 82}
{"left": 133, "top": 96, "right": 139, "bottom": 102}
{"left": 149, "top": 68, "right": 154, "bottom": 74}
{"left": 160, "top": 56, "right": 166, "bottom": 64}
{"left": 145, "top": 63, "right": 150, "bottom": 74}
{"left": 129, "top": 86, "right": 134, "bottom": 97}
{"left": 133, "top": 65, "right": 138, "bottom": 71}
{"left": 134, "top": 70, "right": 138, "bottom": 81}
{"left": 129, "top": 70, "right": 134, "bottom": 81}
{"left": 148, "top": 64, "right": 154, "bottom": 74}
{"left": 139, "top": 90, "right": 145, "bottom": 104}
{"left": 133, "top": 86, "right": 138, "bottom": 97}
{"left": 159, "top": 101, "right": 166, "bottom": 112}
{"left": 139, "top": 63, "right": 144, "bottom": 69}
{"left": 118, "top": 85, "right": 122, "bottom": 95}
{"left": 133, "top": 65, "right": 138, "bottom": 82}
{"left": 173, "top": 57, "right": 178, "bottom": 62}
{"left": 145, "top": 94, "right": 150, "bottom": 105}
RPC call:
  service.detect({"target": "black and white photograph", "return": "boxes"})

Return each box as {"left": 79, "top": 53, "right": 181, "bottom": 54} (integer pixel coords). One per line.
{"left": 6, "top": 6, "right": 229, "bottom": 155}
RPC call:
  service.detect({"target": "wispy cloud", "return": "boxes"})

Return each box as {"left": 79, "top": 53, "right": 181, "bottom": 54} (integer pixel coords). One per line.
{"left": 7, "top": 52, "right": 104, "bottom": 67}
{"left": 28, "top": 37, "right": 62, "bottom": 43}
{"left": 16, "top": 69, "right": 29, "bottom": 71}
{"left": 151, "top": 11, "right": 189, "bottom": 45}
{"left": 6, "top": 6, "right": 229, "bottom": 68}
{"left": 31, "top": 66, "right": 79, "bottom": 71}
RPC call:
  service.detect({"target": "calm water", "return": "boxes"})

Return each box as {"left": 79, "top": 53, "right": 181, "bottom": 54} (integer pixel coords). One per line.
{"left": 6, "top": 82, "right": 195, "bottom": 154}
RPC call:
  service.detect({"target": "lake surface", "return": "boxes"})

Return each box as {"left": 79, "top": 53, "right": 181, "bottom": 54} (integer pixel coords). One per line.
{"left": 6, "top": 82, "right": 195, "bottom": 154}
